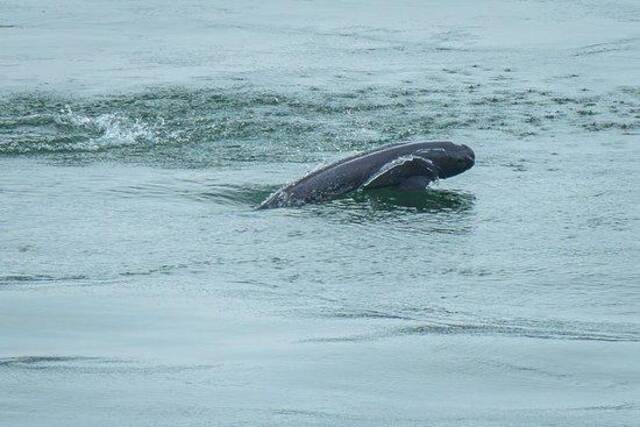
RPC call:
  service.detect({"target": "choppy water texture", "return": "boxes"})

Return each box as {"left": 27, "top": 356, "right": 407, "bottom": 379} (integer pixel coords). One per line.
{"left": 1, "top": 1, "right": 640, "bottom": 426}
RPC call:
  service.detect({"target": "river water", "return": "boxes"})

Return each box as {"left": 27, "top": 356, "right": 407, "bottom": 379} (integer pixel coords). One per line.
{"left": 1, "top": 1, "right": 639, "bottom": 426}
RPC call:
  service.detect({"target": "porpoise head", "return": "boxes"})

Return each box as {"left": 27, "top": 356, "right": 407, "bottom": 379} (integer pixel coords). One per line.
{"left": 413, "top": 141, "right": 475, "bottom": 179}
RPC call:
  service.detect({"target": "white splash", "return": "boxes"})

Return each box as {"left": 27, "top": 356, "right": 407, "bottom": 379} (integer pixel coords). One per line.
{"left": 57, "top": 106, "right": 158, "bottom": 150}
{"left": 363, "top": 155, "right": 436, "bottom": 188}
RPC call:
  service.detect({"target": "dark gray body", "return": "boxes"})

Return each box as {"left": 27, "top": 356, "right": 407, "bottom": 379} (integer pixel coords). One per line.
{"left": 258, "top": 141, "right": 475, "bottom": 209}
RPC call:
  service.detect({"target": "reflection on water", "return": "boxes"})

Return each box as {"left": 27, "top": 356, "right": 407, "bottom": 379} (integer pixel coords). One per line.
{"left": 350, "top": 187, "right": 475, "bottom": 213}
{"left": 294, "top": 188, "right": 476, "bottom": 231}
{"left": 251, "top": 185, "right": 474, "bottom": 213}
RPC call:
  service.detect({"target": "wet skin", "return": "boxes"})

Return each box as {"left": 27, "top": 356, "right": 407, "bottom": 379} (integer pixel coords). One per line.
{"left": 259, "top": 141, "right": 475, "bottom": 208}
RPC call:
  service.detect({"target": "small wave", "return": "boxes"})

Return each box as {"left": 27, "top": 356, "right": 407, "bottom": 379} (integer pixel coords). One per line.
{"left": 0, "top": 356, "right": 218, "bottom": 374}
{"left": 119, "top": 265, "right": 179, "bottom": 277}
{"left": 303, "top": 317, "right": 640, "bottom": 343}
{"left": 571, "top": 403, "right": 638, "bottom": 412}
{"left": 0, "top": 356, "right": 100, "bottom": 368}
{"left": 399, "top": 321, "right": 639, "bottom": 342}
{"left": 324, "top": 309, "right": 412, "bottom": 320}
{"left": 109, "top": 180, "right": 279, "bottom": 207}
{"left": 573, "top": 37, "right": 640, "bottom": 57}
{"left": 0, "top": 274, "right": 88, "bottom": 286}
{"left": 204, "top": 185, "right": 280, "bottom": 206}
